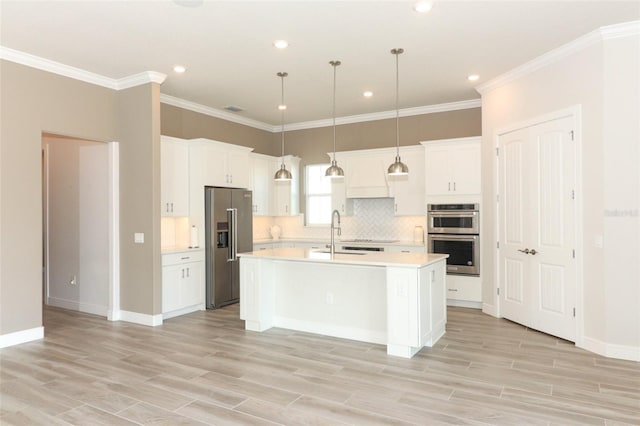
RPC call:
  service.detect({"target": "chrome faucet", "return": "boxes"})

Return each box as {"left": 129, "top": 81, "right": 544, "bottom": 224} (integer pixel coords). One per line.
{"left": 330, "top": 209, "right": 341, "bottom": 256}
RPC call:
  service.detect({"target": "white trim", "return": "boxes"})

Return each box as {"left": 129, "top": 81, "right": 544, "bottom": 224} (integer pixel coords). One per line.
{"left": 162, "top": 303, "right": 205, "bottom": 320}
{"left": 116, "top": 71, "right": 166, "bottom": 90}
{"left": 580, "top": 337, "right": 640, "bottom": 362}
{"left": 119, "top": 310, "right": 163, "bottom": 327}
{"left": 482, "top": 303, "right": 499, "bottom": 318}
{"left": 420, "top": 136, "right": 482, "bottom": 147}
{"left": 42, "top": 144, "right": 51, "bottom": 303}
{"left": 0, "top": 327, "right": 44, "bottom": 348}
{"left": 160, "top": 94, "right": 274, "bottom": 132}
{"left": 476, "top": 20, "right": 640, "bottom": 95}
{"left": 447, "top": 299, "right": 482, "bottom": 309}
{"left": 283, "top": 99, "right": 482, "bottom": 132}
{"left": 0, "top": 46, "right": 166, "bottom": 90}
{"left": 47, "top": 297, "right": 107, "bottom": 317}
{"left": 107, "top": 142, "right": 120, "bottom": 322}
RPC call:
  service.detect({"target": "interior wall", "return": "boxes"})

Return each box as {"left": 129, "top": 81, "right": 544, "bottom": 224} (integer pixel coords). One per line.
{"left": 0, "top": 60, "right": 119, "bottom": 336}
{"left": 480, "top": 34, "right": 640, "bottom": 354}
{"left": 117, "top": 83, "right": 163, "bottom": 316}
{"left": 43, "top": 135, "right": 109, "bottom": 316}
{"left": 160, "top": 103, "right": 276, "bottom": 156}
{"left": 281, "top": 108, "right": 482, "bottom": 214}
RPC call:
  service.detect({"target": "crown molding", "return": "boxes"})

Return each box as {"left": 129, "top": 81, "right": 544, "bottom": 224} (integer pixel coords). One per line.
{"left": 0, "top": 46, "right": 166, "bottom": 90}
{"left": 0, "top": 46, "right": 116, "bottom": 89}
{"left": 160, "top": 94, "right": 274, "bottom": 132}
{"left": 116, "top": 71, "right": 167, "bottom": 90}
{"left": 280, "top": 99, "right": 482, "bottom": 132}
{"left": 476, "top": 20, "right": 640, "bottom": 95}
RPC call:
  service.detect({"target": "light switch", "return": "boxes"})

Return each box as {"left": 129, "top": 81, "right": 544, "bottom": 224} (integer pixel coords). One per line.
{"left": 594, "top": 235, "right": 603, "bottom": 248}
{"left": 134, "top": 233, "right": 144, "bottom": 244}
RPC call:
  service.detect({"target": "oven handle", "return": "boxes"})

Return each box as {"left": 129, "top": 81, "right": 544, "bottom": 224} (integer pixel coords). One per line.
{"left": 428, "top": 211, "right": 478, "bottom": 217}
{"left": 429, "top": 234, "right": 479, "bottom": 241}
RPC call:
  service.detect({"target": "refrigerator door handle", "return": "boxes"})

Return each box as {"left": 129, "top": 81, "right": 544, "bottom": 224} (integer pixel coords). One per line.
{"left": 227, "top": 208, "right": 238, "bottom": 262}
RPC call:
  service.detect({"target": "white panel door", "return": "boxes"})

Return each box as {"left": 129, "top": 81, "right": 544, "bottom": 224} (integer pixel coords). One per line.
{"left": 499, "top": 128, "right": 530, "bottom": 325}
{"left": 528, "top": 117, "right": 576, "bottom": 341}
{"left": 499, "top": 116, "right": 576, "bottom": 342}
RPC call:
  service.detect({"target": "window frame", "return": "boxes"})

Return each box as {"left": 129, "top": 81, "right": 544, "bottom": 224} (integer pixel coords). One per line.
{"left": 305, "top": 163, "right": 332, "bottom": 226}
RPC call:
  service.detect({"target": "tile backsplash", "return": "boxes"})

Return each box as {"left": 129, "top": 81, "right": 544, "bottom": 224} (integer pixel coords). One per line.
{"left": 254, "top": 198, "right": 426, "bottom": 242}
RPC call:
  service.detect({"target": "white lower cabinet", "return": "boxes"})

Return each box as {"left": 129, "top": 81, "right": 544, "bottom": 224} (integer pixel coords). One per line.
{"left": 445, "top": 274, "right": 481, "bottom": 307}
{"left": 162, "top": 250, "right": 205, "bottom": 318}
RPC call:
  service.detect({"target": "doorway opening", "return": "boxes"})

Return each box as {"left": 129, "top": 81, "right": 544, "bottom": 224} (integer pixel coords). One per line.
{"left": 42, "top": 133, "right": 119, "bottom": 319}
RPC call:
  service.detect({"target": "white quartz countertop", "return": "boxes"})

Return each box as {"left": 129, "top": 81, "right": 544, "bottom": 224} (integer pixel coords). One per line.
{"left": 253, "top": 238, "right": 425, "bottom": 248}
{"left": 239, "top": 247, "right": 447, "bottom": 268}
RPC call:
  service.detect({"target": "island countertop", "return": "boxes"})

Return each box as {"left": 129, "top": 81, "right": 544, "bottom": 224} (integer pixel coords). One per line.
{"left": 238, "top": 247, "right": 447, "bottom": 268}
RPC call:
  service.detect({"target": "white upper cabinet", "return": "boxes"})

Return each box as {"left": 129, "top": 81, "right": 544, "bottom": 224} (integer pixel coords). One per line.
{"left": 161, "top": 136, "right": 189, "bottom": 217}
{"left": 388, "top": 146, "right": 425, "bottom": 216}
{"left": 274, "top": 155, "right": 300, "bottom": 216}
{"left": 190, "top": 138, "right": 253, "bottom": 189}
{"left": 421, "top": 137, "right": 481, "bottom": 196}
{"left": 250, "top": 153, "right": 276, "bottom": 216}
{"left": 330, "top": 146, "right": 424, "bottom": 216}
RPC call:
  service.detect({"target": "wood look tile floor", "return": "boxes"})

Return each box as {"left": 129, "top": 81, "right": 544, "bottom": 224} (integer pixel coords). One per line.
{"left": 1, "top": 305, "right": 638, "bottom": 425}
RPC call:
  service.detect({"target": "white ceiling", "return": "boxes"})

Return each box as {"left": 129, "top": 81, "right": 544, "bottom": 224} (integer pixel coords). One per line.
{"left": 1, "top": 1, "right": 638, "bottom": 127}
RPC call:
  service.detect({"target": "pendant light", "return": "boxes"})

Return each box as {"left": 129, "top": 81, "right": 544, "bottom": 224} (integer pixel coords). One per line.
{"left": 387, "top": 48, "right": 409, "bottom": 176}
{"left": 325, "top": 60, "right": 344, "bottom": 179}
{"left": 274, "top": 71, "right": 292, "bottom": 181}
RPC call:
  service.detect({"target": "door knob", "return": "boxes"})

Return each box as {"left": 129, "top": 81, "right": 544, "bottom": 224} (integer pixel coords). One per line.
{"left": 529, "top": 249, "right": 537, "bottom": 255}
{"left": 518, "top": 248, "right": 530, "bottom": 254}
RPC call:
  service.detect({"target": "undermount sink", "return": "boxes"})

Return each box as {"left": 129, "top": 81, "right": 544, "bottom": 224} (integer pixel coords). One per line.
{"left": 313, "top": 250, "right": 366, "bottom": 256}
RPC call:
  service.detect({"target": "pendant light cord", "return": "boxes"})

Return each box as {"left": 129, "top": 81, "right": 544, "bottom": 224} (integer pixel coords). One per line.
{"left": 280, "top": 72, "right": 286, "bottom": 166}
{"left": 395, "top": 49, "right": 400, "bottom": 158}
{"left": 332, "top": 62, "right": 337, "bottom": 162}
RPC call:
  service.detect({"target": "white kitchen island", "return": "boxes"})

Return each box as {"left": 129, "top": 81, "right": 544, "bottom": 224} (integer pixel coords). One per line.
{"left": 238, "top": 248, "right": 448, "bottom": 358}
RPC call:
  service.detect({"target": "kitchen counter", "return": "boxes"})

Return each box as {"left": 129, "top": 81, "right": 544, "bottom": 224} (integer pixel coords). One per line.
{"left": 239, "top": 247, "right": 445, "bottom": 268}
{"left": 239, "top": 248, "right": 448, "bottom": 358}
{"left": 252, "top": 238, "right": 426, "bottom": 248}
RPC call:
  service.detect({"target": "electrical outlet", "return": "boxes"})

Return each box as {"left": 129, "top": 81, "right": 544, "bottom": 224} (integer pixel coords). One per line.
{"left": 70, "top": 275, "right": 77, "bottom": 286}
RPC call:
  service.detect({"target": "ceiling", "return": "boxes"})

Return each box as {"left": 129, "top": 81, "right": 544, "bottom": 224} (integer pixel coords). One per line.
{"left": 1, "top": 1, "right": 638, "bottom": 127}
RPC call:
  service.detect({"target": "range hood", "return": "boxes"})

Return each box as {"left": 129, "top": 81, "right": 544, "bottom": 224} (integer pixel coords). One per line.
{"left": 345, "top": 156, "right": 391, "bottom": 199}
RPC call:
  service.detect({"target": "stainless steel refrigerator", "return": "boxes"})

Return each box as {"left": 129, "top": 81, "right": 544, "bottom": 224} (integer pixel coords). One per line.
{"left": 205, "top": 187, "right": 253, "bottom": 309}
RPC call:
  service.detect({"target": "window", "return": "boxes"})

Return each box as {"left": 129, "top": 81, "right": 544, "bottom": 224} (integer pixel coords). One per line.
{"left": 305, "top": 164, "right": 332, "bottom": 225}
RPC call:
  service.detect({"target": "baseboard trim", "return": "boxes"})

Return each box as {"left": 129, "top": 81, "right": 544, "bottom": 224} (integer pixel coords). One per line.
{"left": 447, "top": 299, "right": 482, "bottom": 309}
{"left": 119, "top": 310, "right": 163, "bottom": 327}
{"left": 0, "top": 326, "right": 44, "bottom": 348}
{"left": 162, "top": 304, "right": 205, "bottom": 320}
{"left": 580, "top": 336, "right": 640, "bottom": 362}
{"left": 47, "top": 297, "right": 107, "bottom": 317}
{"left": 482, "top": 303, "right": 499, "bottom": 318}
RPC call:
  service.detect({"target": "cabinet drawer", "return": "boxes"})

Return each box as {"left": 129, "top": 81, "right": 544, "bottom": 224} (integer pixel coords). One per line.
{"left": 446, "top": 275, "right": 481, "bottom": 302}
{"left": 162, "top": 250, "right": 205, "bottom": 266}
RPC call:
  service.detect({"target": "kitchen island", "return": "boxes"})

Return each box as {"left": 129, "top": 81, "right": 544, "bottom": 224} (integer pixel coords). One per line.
{"left": 238, "top": 248, "right": 448, "bottom": 358}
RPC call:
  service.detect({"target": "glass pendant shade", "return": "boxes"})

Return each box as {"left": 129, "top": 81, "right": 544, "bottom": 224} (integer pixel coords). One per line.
{"left": 274, "top": 71, "right": 292, "bottom": 181}
{"left": 325, "top": 60, "right": 344, "bottom": 179}
{"left": 388, "top": 48, "right": 409, "bottom": 177}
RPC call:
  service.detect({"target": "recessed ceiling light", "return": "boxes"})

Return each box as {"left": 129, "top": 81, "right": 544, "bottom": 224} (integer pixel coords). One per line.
{"left": 173, "top": 65, "right": 186, "bottom": 73}
{"left": 278, "top": 104, "right": 287, "bottom": 110}
{"left": 468, "top": 74, "right": 480, "bottom": 81}
{"left": 413, "top": 1, "right": 432, "bottom": 13}
{"left": 363, "top": 91, "right": 373, "bottom": 98}
{"left": 273, "top": 40, "right": 289, "bottom": 49}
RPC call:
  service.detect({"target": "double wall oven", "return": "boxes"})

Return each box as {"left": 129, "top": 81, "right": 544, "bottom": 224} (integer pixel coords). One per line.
{"left": 427, "top": 204, "right": 480, "bottom": 276}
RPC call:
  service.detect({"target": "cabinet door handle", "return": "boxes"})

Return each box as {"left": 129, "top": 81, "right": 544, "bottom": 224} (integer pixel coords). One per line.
{"left": 448, "top": 182, "right": 451, "bottom": 191}
{"left": 453, "top": 182, "right": 456, "bottom": 191}
{"left": 341, "top": 204, "right": 344, "bottom": 213}
{"left": 401, "top": 250, "right": 410, "bottom": 253}
{"left": 518, "top": 248, "right": 530, "bottom": 254}
{"left": 529, "top": 249, "right": 537, "bottom": 255}
{"left": 171, "top": 203, "right": 174, "bottom": 212}
{"left": 448, "top": 288, "right": 458, "bottom": 292}
{"left": 230, "top": 174, "right": 233, "bottom": 183}
{"left": 285, "top": 205, "right": 288, "bottom": 213}
{"left": 180, "top": 256, "right": 190, "bottom": 260}
{"left": 186, "top": 267, "right": 190, "bottom": 278}
{"left": 181, "top": 268, "right": 185, "bottom": 278}
{"left": 166, "top": 203, "right": 169, "bottom": 212}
